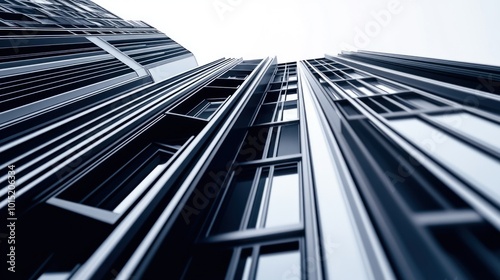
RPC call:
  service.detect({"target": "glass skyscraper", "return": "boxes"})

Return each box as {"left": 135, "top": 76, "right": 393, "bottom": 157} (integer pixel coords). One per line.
{"left": 0, "top": 1, "right": 499, "bottom": 279}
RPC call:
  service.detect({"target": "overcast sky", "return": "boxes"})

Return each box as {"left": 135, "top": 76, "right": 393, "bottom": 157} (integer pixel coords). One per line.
{"left": 93, "top": 0, "right": 500, "bottom": 66}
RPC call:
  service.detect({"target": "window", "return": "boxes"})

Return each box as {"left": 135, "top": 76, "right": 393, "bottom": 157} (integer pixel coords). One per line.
{"left": 210, "top": 164, "right": 301, "bottom": 235}
{"left": 281, "top": 103, "right": 298, "bottom": 121}
{"left": 389, "top": 118, "right": 500, "bottom": 206}
{"left": 285, "top": 92, "right": 298, "bottom": 101}
{"left": 185, "top": 242, "right": 301, "bottom": 279}
{"left": 224, "top": 242, "right": 301, "bottom": 280}
{"left": 427, "top": 112, "right": 500, "bottom": 150}
{"left": 210, "top": 168, "right": 256, "bottom": 234}
{"left": 254, "top": 104, "right": 276, "bottom": 124}
{"left": 256, "top": 247, "right": 301, "bottom": 280}
{"left": 47, "top": 144, "right": 178, "bottom": 224}
{"left": 187, "top": 99, "right": 225, "bottom": 120}
{"left": 264, "top": 165, "right": 300, "bottom": 227}
{"left": 276, "top": 124, "right": 300, "bottom": 156}
{"left": 262, "top": 124, "right": 300, "bottom": 158}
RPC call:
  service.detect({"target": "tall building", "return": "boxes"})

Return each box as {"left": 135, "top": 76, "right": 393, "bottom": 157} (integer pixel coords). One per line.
{"left": 1, "top": 1, "right": 499, "bottom": 280}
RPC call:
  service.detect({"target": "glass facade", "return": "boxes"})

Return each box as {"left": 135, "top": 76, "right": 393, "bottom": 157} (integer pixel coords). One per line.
{"left": 0, "top": 1, "right": 499, "bottom": 280}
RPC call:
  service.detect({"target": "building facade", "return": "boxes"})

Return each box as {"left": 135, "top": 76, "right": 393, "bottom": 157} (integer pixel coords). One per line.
{"left": 1, "top": 1, "right": 499, "bottom": 280}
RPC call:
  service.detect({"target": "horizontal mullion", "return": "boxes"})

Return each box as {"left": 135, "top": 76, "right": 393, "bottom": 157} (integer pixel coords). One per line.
{"left": 3, "top": 61, "right": 129, "bottom": 96}
{"left": 0, "top": 58, "right": 119, "bottom": 89}
{"left": 413, "top": 210, "right": 483, "bottom": 227}
{"left": 138, "top": 51, "right": 190, "bottom": 66}
{"left": 0, "top": 46, "right": 104, "bottom": 63}
{"left": 0, "top": 67, "right": 132, "bottom": 111}
{"left": 129, "top": 47, "right": 184, "bottom": 61}
{"left": 198, "top": 225, "right": 303, "bottom": 248}
{"left": 0, "top": 60, "right": 123, "bottom": 94}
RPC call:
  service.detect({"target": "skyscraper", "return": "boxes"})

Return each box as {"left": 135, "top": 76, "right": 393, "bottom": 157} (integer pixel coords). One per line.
{"left": 1, "top": 1, "right": 499, "bottom": 280}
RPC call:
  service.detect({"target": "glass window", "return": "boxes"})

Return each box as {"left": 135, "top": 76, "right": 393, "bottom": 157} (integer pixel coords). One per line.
{"left": 237, "top": 127, "right": 269, "bottom": 162}
{"left": 374, "top": 83, "right": 397, "bottom": 93}
{"left": 285, "top": 93, "right": 298, "bottom": 101}
{"left": 187, "top": 99, "right": 224, "bottom": 120}
{"left": 282, "top": 106, "right": 298, "bottom": 121}
{"left": 37, "top": 272, "right": 72, "bottom": 280}
{"left": 348, "top": 72, "right": 365, "bottom": 79}
{"left": 404, "top": 96, "right": 442, "bottom": 109}
{"left": 277, "top": 124, "right": 300, "bottom": 156}
{"left": 234, "top": 249, "right": 253, "bottom": 280}
{"left": 254, "top": 104, "right": 276, "bottom": 124}
{"left": 287, "top": 82, "right": 298, "bottom": 90}
{"left": 248, "top": 168, "right": 270, "bottom": 228}
{"left": 211, "top": 168, "right": 255, "bottom": 234}
{"left": 256, "top": 249, "right": 301, "bottom": 280}
{"left": 339, "top": 84, "right": 359, "bottom": 98}
{"left": 357, "top": 85, "right": 374, "bottom": 96}
{"left": 428, "top": 112, "right": 500, "bottom": 150}
{"left": 265, "top": 166, "right": 300, "bottom": 228}
{"left": 389, "top": 118, "right": 500, "bottom": 205}
{"left": 264, "top": 91, "right": 279, "bottom": 103}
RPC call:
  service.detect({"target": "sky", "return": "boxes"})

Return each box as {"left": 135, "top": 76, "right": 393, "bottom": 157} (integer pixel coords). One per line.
{"left": 93, "top": 0, "right": 500, "bottom": 66}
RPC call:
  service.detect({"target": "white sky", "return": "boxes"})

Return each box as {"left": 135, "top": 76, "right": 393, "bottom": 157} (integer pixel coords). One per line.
{"left": 93, "top": 0, "right": 500, "bottom": 66}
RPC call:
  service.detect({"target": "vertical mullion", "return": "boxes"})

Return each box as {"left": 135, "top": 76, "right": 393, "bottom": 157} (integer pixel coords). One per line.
{"left": 256, "top": 166, "right": 275, "bottom": 229}
{"left": 247, "top": 246, "right": 260, "bottom": 280}
{"left": 240, "top": 167, "right": 264, "bottom": 230}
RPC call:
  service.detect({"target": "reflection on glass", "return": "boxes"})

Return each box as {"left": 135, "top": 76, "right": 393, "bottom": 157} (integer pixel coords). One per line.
{"left": 256, "top": 250, "right": 301, "bottom": 280}
{"left": 404, "top": 96, "right": 440, "bottom": 109}
{"left": 282, "top": 107, "right": 298, "bottom": 121}
{"left": 265, "top": 166, "right": 300, "bottom": 227}
{"left": 286, "top": 93, "right": 298, "bottom": 101}
{"left": 266, "top": 127, "right": 278, "bottom": 158}
{"left": 277, "top": 124, "right": 300, "bottom": 156}
{"left": 211, "top": 168, "right": 255, "bottom": 234}
{"left": 234, "top": 249, "right": 253, "bottom": 280}
{"left": 241, "top": 257, "right": 252, "bottom": 280}
{"left": 248, "top": 168, "right": 270, "bottom": 228}
{"left": 349, "top": 72, "right": 364, "bottom": 79}
{"left": 428, "top": 112, "right": 500, "bottom": 151}
{"left": 357, "top": 86, "right": 373, "bottom": 96}
{"left": 287, "top": 83, "right": 298, "bottom": 90}
{"left": 389, "top": 118, "right": 500, "bottom": 205}
{"left": 374, "top": 83, "right": 396, "bottom": 93}
{"left": 254, "top": 104, "right": 276, "bottom": 124}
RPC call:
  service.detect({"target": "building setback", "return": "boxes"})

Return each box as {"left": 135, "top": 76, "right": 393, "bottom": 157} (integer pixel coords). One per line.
{"left": 0, "top": 1, "right": 499, "bottom": 279}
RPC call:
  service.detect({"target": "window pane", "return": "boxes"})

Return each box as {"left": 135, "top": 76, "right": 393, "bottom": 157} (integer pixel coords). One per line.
{"left": 248, "top": 168, "right": 270, "bottom": 228}
{"left": 234, "top": 248, "right": 253, "bottom": 280}
{"left": 187, "top": 100, "right": 208, "bottom": 117}
{"left": 264, "top": 91, "right": 279, "bottom": 103}
{"left": 389, "top": 118, "right": 500, "bottom": 205}
{"left": 237, "top": 127, "right": 269, "bottom": 162}
{"left": 277, "top": 124, "right": 300, "bottom": 156}
{"left": 197, "top": 101, "right": 223, "bottom": 119}
{"left": 287, "top": 83, "right": 298, "bottom": 90}
{"left": 285, "top": 93, "right": 298, "bottom": 101}
{"left": 256, "top": 250, "right": 301, "bottom": 280}
{"left": 265, "top": 166, "right": 300, "bottom": 227}
{"left": 254, "top": 104, "right": 275, "bottom": 124}
{"left": 282, "top": 107, "right": 298, "bottom": 121}
{"left": 357, "top": 85, "right": 374, "bottom": 96}
{"left": 211, "top": 168, "right": 255, "bottom": 234}
{"left": 403, "top": 95, "right": 442, "bottom": 109}
{"left": 374, "top": 83, "right": 396, "bottom": 93}
{"left": 428, "top": 113, "right": 500, "bottom": 150}
{"left": 349, "top": 72, "right": 365, "bottom": 79}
